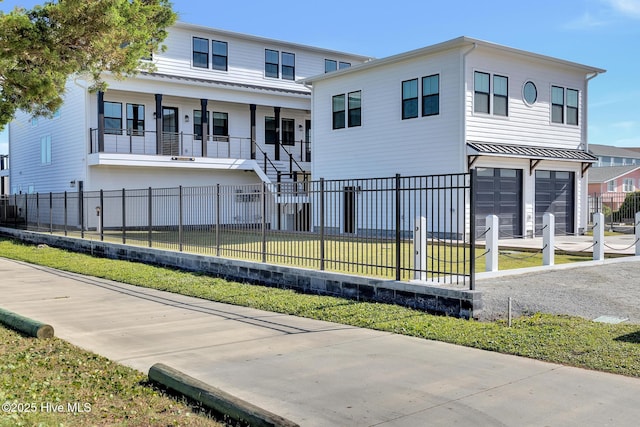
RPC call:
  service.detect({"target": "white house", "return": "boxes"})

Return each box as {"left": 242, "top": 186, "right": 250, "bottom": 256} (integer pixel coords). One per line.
{"left": 7, "top": 22, "right": 370, "bottom": 196}
{"left": 302, "top": 36, "right": 604, "bottom": 238}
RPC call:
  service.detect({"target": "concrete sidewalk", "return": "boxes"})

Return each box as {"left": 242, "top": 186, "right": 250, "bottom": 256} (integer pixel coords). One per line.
{"left": 1, "top": 258, "right": 639, "bottom": 426}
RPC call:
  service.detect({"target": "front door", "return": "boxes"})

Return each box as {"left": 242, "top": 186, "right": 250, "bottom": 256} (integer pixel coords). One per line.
{"left": 162, "top": 107, "right": 179, "bottom": 156}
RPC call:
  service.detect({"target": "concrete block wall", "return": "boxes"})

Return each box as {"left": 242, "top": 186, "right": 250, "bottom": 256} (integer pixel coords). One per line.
{"left": 0, "top": 228, "right": 482, "bottom": 319}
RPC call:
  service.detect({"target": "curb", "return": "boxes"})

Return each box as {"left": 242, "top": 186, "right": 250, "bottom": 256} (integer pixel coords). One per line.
{"left": 0, "top": 307, "right": 54, "bottom": 339}
{"left": 148, "top": 363, "right": 299, "bottom": 427}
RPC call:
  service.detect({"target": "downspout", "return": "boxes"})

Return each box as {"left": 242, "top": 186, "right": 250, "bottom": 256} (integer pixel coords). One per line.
{"left": 461, "top": 42, "right": 477, "bottom": 172}
{"left": 581, "top": 71, "right": 601, "bottom": 234}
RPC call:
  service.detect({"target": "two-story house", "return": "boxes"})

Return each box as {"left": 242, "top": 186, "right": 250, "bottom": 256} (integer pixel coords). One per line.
{"left": 7, "top": 22, "right": 370, "bottom": 197}
{"left": 303, "top": 37, "right": 603, "bottom": 238}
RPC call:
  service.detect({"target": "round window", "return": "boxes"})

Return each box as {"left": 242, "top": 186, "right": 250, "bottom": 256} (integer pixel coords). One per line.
{"left": 523, "top": 81, "right": 537, "bottom": 105}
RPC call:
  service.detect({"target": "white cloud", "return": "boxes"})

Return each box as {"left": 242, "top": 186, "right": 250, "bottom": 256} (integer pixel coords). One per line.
{"left": 604, "top": 0, "right": 640, "bottom": 18}
{"left": 563, "top": 11, "right": 610, "bottom": 29}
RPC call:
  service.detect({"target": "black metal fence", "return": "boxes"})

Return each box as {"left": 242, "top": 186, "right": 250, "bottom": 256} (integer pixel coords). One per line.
{"left": 0, "top": 173, "right": 475, "bottom": 289}
{"left": 588, "top": 191, "right": 640, "bottom": 228}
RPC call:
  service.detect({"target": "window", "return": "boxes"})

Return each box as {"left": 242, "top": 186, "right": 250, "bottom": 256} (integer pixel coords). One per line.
{"left": 607, "top": 179, "right": 616, "bottom": 192}
{"left": 474, "top": 71, "right": 490, "bottom": 114}
{"left": 566, "top": 89, "right": 578, "bottom": 125}
{"left": 402, "top": 79, "right": 418, "bottom": 119}
{"left": 282, "top": 52, "right": 295, "bottom": 80}
{"left": 348, "top": 91, "right": 361, "bottom": 127}
{"left": 31, "top": 117, "right": 38, "bottom": 127}
{"left": 623, "top": 178, "right": 634, "bottom": 192}
{"left": 265, "top": 116, "right": 277, "bottom": 143}
{"left": 40, "top": 135, "right": 51, "bottom": 165}
{"left": 193, "top": 110, "right": 209, "bottom": 141}
{"left": 193, "top": 37, "right": 209, "bottom": 68}
{"left": 523, "top": 81, "right": 537, "bottom": 105}
{"left": 104, "top": 101, "right": 122, "bottom": 134}
{"left": 282, "top": 118, "right": 295, "bottom": 145}
{"left": 551, "top": 86, "right": 564, "bottom": 124}
{"left": 212, "top": 40, "right": 228, "bottom": 71}
{"left": 126, "top": 104, "right": 145, "bottom": 136}
{"left": 213, "top": 112, "right": 228, "bottom": 141}
{"left": 325, "top": 60, "right": 350, "bottom": 73}
{"left": 332, "top": 94, "right": 345, "bottom": 129}
{"left": 493, "top": 75, "right": 508, "bottom": 116}
{"left": 422, "top": 74, "right": 439, "bottom": 116}
{"left": 265, "top": 49, "right": 279, "bottom": 78}
{"left": 325, "top": 59, "right": 337, "bottom": 73}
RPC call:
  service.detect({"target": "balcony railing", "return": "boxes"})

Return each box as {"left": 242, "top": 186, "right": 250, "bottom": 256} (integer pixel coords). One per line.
{"left": 0, "top": 154, "right": 8, "bottom": 171}
{"left": 89, "top": 129, "right": 311, "bottom": 164}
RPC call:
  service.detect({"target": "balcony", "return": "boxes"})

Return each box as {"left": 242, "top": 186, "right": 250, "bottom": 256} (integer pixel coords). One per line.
{"left": 89, "top": 129, "right": 311, "bottom": 181}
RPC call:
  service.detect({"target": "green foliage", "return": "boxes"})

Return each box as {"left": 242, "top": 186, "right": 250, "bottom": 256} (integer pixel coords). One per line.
{"left": 0, "top": 0, "right": 176, "bottom": 129}
{"left": 613, "top": 191, "right": 640, "bottom": 223}
{"left": 0, "top": 238, "right": 639, "bottom": 378}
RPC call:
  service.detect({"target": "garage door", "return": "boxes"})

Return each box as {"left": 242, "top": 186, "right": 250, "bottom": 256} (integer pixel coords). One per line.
{"left": 475, "top": 168, "right": 523, "bottom": 238}
{"left": 535, "top": 170, "right": 574, "bottom": 235}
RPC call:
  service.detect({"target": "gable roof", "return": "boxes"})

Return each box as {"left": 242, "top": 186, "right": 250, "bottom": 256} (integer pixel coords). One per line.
{"left": 588, "top": 144, "right": 640, "bottom": 159}
{"left": 301, "top": 36, "right": 605, "bottom": 85}
{"left": 588, "top": 165, "right": 640, "bottom": 183}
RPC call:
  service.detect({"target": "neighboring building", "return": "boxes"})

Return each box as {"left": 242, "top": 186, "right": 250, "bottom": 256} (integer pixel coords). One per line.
{"left": 303, "top": 36, "right": 603, "bottom": 237}
{"left": 588, "top": 144, "right": 640, "bottom": 167}
{"left": 588, "top": 165, "right": 640, "bottom": 194}
{"left": 7, "top": 22, "right": 370, "bottom": 197}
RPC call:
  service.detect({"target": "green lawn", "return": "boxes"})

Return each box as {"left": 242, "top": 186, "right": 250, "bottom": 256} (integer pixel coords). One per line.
{"left": 0, "top": 237, "right": 638, "bottom": 379}
{"left": 0, "top": 324, "right": 222, "bottom": 427}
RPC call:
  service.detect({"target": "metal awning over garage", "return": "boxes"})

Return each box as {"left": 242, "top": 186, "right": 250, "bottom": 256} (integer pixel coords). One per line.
{"left": 467, "top": 142, "right": 598, "bottom": 176}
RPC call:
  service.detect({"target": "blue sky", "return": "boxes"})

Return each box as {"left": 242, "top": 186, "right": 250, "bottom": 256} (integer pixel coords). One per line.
{"left": 1, "top": 0, "right": 639, "bottom": 155}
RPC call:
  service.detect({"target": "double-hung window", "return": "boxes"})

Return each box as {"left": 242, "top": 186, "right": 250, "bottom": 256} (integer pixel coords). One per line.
{"left": 402, "top": 79, "right": 418, "bottom": 119}
{"left": 607, "top": 179, "right": 616, "bottom": 192}
{"left": 126, "top": 104, "right": 145, "bottom": 136}
{"left": 552, "top": 86, "right": 564, "bottom": 124}
{"left": 282, "top": 52, "right": 295, "bottom": 80}
{"left": 213, "top": 112, "right": 229, "bottom": 141}
{"left": 422, "top": 74, "right": 439, "bottom": 116}
{"left": 348, "top": 91, "right": 361, "bottom": 127}
{"left": 104, "top": 101, "right": 122, "bottom": 135}
{"left": 193, "top": 37, "right": 209, "bottom": 68}
{"left": 624, "top": 178, "right": 635, "bottom": 192}
{"left": 566, "top": 89, "right": 579, "bottom": 125}
{"left": 194, "top": 110, "right": 209, "bottom": 141}
{"left": 265, "top": 49, "right": 279, "bottom": 78}
{"left": 265, "top": 116, "right": 277, "bottom": 143}
{"left": 474, "top": 72, "right": 490, "bottom": 114}
{"left": 332, "top": 94, "right": 346, "bottom": 129}
{"left": 493, "top": 75, "right": 508, "bottom": 116}
{"left": 212, "top": 40, "right": 228, "bottom": 71}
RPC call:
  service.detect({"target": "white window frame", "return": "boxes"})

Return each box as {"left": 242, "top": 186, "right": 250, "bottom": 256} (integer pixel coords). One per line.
{"left": 40, "top": 135, "right": 52, "bottom": 165}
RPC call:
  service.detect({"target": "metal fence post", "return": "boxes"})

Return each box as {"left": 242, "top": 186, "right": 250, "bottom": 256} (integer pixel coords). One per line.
{"left": 36, "top": 192, "right": 40, "bottom": 231}
{"left": 469, "top": 169, "right": 476, "bottom": 291}
{"left": 215, "top": 183, "right": 220, "bottom": 257}
{"left": 122, "top": 188, "right": 126, "bottom": 244}
{"left": 319, "top": 178, "right": 325, "bottom": 271}
{"left": 79, "top": 186, "right": 84, "bottom": 239}
{"left": 64, "top": 191, "right": 68, "bottom": 236}
{"left": 25, "top": 194, "right": 29, "bottom": 230}
{"left": 636, "top": 211, "right": 640, "bottom": 257}
{"left": 148, "top": 187, "right": 153, "bottom": 248}
{"left": 395, "top": 174, "right": 401, "bottom": 281}
{"left": 179, "top": 186, "right": 183, "bottom": 252}
{"left": 99, "top": 189, "right": 104, "bottom": 241}
{"left": 261, "top": 182, "right": 267, "bottom": 263}
{"left": 49, "top": 192, "right": 53, "bottom": 234}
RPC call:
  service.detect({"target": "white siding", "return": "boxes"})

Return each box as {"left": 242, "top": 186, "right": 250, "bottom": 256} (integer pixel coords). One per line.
{"left": 312, "top": 49, "right": 463, "bottom": 180}
{"left": 152, "top": 25, "right": 367, "bottom": 94}
{"left": 9, "top": 81, "right": 88, "bottom": 194}
{"left": 465, "top": 47, "right": 587, "bottom": 149}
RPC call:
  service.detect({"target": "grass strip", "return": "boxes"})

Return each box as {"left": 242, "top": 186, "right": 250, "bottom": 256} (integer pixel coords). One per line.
{"left": 0, "top": 237, "right": 638, "bottom": 379}
{"left": 0, "top": 324, "right": 222, "bottom": 427}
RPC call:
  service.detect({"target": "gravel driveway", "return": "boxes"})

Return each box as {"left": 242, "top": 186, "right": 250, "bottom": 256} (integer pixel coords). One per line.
{"left": 475, "top": 258, "right": 640, "bottom": 323}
